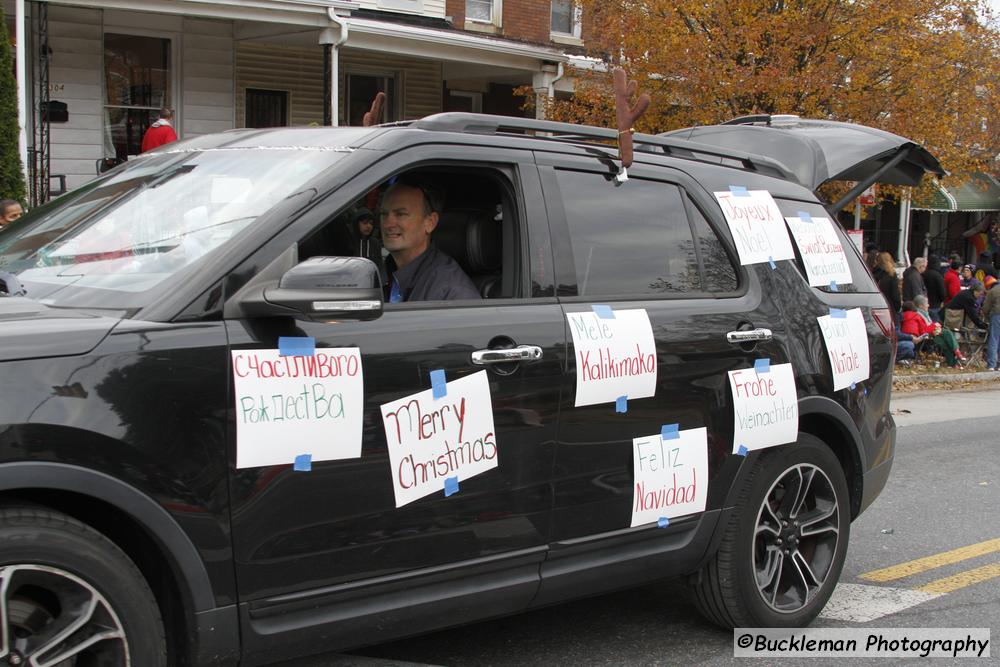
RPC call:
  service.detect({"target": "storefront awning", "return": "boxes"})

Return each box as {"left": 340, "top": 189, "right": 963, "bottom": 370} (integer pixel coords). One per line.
{"left": 912, "top": 172, "right": 1000, "bottom": 211}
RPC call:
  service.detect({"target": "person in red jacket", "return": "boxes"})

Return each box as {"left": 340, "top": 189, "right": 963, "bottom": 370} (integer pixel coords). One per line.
{"left": 943, "top": 254, "right": 962, "bottom": 301}
{"left": 141, "top": 109, "right": 178, "bottom": 153}
{"left": 902, "top": 298, "right": 963, "bottom": 367}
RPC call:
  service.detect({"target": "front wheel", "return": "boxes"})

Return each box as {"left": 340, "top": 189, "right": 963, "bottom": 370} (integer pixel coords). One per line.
{"left": 691, "top": 434, "right": 850, "bottom": 628}
{"left": 0, "top": 506, "right": 166, "bottom": 666}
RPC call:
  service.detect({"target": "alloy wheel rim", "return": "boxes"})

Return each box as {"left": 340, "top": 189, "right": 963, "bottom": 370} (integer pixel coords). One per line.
{"left": 0, "top": 564, "right": 129, "bottom": 666}
{"left": 752, "top": 463, "right": 840, "bottom": 614}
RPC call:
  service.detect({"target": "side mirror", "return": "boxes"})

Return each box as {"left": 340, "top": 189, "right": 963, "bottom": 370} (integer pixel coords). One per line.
{"left": 240, "top": 257, "right": 383, "bottom": 321}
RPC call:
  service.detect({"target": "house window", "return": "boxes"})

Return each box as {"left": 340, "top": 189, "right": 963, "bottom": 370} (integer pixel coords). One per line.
{"left": 446, "top": 91, "right": 483, "bottom": 113}
{"left": 466, "top": 0, "right": 497, "bottom": 23}
{"left": 346, "top": 73, "right": 397, "bottom": 127}
{"left": 550, "top": 0, "right": 581, "bottom": 37}
{"left": 245, "top": 89, "right": 289, "bottom": 128}
{"left": 103, "top": 33, "right": 172, "bottom": 160}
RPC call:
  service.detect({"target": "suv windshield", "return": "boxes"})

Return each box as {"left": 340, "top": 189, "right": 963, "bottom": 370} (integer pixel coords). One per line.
{"left": 0, "top": 147, "right": 350, "bottom": 311}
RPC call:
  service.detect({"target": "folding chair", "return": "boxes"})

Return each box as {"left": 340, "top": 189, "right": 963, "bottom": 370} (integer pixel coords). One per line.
{"left": 958, "top": 326, "right": 988, "bottom": 368}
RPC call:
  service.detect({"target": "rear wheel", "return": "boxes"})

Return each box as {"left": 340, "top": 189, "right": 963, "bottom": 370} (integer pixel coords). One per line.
{"left": 691, "top": 435, "right": 850, "bottom": 628}
{"left": 0, "top": 506, "right": 166, "bottom": 666}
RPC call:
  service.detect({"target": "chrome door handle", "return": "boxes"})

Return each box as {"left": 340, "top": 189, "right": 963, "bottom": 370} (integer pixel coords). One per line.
{"left": 471, "top": 345, "right": 543, "bottom": 365}
{"left": 726, "top": 328, "right": 773, "bottom": 344}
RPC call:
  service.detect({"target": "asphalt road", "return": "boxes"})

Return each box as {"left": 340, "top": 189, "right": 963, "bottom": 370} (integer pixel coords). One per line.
{"left": 277, "top": 387, "right": 1000, "bottom": 666}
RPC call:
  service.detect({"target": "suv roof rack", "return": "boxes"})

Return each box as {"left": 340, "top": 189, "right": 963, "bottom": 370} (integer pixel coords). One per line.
{"left": 409, "top": 113, "right": 794, "bottom": 181}
{"left": 722, "top": 114, "right": 801, "bottom": 126}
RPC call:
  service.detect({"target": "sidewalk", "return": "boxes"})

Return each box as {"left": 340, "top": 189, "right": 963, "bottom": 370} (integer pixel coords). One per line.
{"left": 891, "top": 384, "right": 1000, "bottom": 427}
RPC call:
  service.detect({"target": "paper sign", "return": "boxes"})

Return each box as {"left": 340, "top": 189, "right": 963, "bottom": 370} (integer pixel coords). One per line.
{"left": 232, "top": 348, "right": 363, "bottom": 468}
{"left": 632, "top": 427, "right": 708, "bottom": 527}
{"left": 714, "top": 190, "right": 795, "bottom": 266}
{"left": 728, "top": 362, "right": 798, "bottom": 453}
{"left": 817, "top": 307, "right": 871, "bottom": 390}
{"left": 381, "top": 370, "right": 497, "bottom": 507}
{"left": 784, "top": 215, "right": 853, "bottom": 287}
{"left": 846, "top": 229, "right": 864, "bottom": 256}
{"left": 567, "top": 309, "right": 657, "bottom": 407}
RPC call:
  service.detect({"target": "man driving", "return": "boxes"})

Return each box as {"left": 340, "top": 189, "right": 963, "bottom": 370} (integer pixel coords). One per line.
{"left": 380, "top": 180, "right": 480, "bottom": 302}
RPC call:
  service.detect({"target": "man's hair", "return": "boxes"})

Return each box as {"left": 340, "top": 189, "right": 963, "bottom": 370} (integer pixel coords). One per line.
{"left": 913, "top": 257, "right": 927, "bottom": 267}
{"left": 159, "top": 108, "right": 174, "bottom": 120}
{"left": 913, "top": 294, "right": 929, "bottom": 307}
{"left": 0, "top": 199, "right": 19, "bottom": 214}
{"left": 391, "top": 178, "right": 442, "bottom": 216}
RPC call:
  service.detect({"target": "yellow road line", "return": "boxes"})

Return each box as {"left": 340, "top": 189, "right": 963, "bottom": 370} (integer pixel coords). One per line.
{"left": 859, "top": 537, "right": 1000, "bottom": 583}
{"left": 916, "top": 562, "right": 1000, "bottom": 595}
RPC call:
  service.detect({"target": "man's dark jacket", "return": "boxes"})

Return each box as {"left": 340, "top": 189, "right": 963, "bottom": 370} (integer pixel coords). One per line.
{"left": 923, "top": 267, "right": 947, "bottom": 309}
{"left": 387, "top": 246, "right": 480, "bottom": 302}
{"left": 945, "top": 288, "right": 987, "bottom": 329}
{"left": 902, "top": 265, "right": 926, "bottom": 302}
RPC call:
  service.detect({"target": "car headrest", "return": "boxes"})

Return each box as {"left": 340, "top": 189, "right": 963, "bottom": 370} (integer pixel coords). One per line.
{"left": 433, "top": 208, "right": 502, "bottom": 275}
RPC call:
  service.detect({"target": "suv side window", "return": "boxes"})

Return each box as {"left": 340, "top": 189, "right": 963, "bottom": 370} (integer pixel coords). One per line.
{"left": 686, "top": 197, "right": 739, "bottom": 293}
{"left": 556, "top": 170, "right": 738, "bottom": 297}
{"left": 298, "top": 166, "right": 522, "bottom": 301}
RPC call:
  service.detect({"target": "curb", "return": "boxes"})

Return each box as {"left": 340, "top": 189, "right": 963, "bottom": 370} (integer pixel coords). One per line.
{"left": 893, "top": 370, "right": 1000, "bottom": 384}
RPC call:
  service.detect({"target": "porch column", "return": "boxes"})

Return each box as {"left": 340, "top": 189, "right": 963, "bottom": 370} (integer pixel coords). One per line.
{"left": 531, "top": 63, "right": 561, "bottom": 120}
{"left": 319, "top": 12, "right": 349, "bottom": 127}
{"left": 15, "top": 0, "right": 28, "bottom": 191}
{"left": 898, "top": 192, "right": 912, "bottom": 265}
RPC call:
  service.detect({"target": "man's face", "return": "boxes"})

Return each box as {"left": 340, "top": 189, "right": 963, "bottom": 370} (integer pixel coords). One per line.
{"left": 380, "top": 185, "right": 437, "bottom": 265}
{"left": 1, "top": 203, "right": 23, "bottom": 226}
{"left": 915, "top": 259, "right": 927, "bottom": 273}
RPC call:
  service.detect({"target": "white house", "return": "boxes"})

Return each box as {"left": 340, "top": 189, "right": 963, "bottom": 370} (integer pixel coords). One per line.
{"left": 4, "top": 0, "right": 571, "bottom": 201}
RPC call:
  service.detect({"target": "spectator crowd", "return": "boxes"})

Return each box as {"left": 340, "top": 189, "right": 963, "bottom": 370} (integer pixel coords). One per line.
{"left": 866, "top": 241, "right": 1000, "bottom": 371}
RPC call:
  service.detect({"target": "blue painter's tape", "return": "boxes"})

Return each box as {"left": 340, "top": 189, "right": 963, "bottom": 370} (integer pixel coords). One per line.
{"left": 293, "top": 454, "right": 312, "bottom": 471}
{"left": 830, "top": 308, "right": 847, "bottom": 319}
{"left": 444, "top": 476, "right": 459, "bottom": 497}
{"left": 768, "top": 256, "right": 777, "bottom": 270}
{"left": 729, "top": 185, "right": 749, "bottom": 197}
{"left": 754, "top": 358, "right": 770, "bottom": 374}
{"left": 850, "top": 382, "right": 857, "bottom": 390}
{"left": 737, "top": 445, "right": 749, "bottom": 457}
{"left": 830, "top": 280, "right": 839, "bottom": 292}
{"left": 661, "top": 424, "right": 680, "bottom": 440}
{"left": 657, "top": 517, "right": 670, "bottom": 528}
{"left": 430, "top": 369, "right": 447, "bottom": 399}
{"left": 798, "top": 211, "right": 813, "bottom": 223}
{"left": 615, "top": 395, "right": 628, "bottom": 413}
{"left": 278, "top": 336, "right": 316, "bottom": 357}
{"left": 591, "top": 304, "right": 615, "bottom": 319}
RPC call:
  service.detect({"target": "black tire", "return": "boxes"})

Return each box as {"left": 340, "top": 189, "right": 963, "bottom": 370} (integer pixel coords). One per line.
{"left": 0, "top": 505, "right": 166, "bottom": 666}
{"left": 691, "top": 434, "right": 850, "bottom": 628}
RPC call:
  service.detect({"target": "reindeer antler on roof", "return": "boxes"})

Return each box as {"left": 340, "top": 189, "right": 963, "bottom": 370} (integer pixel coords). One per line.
{"left": 362, "top": 92, "right": 386, "bottom": 127}
{"left": 612, "top": 68, "right": 650, "bottom": 170}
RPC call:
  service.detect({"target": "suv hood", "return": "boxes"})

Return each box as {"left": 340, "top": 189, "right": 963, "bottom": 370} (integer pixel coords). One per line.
{"left": 0, "top": 297, "right": 120, "bottom": 362}
{"left": 660, "top": 116, "right": 945, "bottom": 195}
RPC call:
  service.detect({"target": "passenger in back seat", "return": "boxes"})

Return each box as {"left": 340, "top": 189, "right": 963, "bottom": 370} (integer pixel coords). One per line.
{"left": 380, "top": 181, "right": 480, "bottom": 303}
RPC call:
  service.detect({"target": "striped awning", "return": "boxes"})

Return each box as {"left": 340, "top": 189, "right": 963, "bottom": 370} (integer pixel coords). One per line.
{"left": 912, "top": 172, "right": 1000, "bottom": 211}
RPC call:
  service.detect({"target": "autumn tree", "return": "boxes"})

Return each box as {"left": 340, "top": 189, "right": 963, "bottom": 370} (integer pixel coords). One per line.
{"left": 541, "top": 0, "right": 999, "bottom": 184}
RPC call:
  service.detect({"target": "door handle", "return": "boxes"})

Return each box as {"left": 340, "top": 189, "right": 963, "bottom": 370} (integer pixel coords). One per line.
{"left": 471, "top": 345, "right": 543, "bottom": 365}
{"left": 726, "top": 328, "right": 773, "bottom": 344}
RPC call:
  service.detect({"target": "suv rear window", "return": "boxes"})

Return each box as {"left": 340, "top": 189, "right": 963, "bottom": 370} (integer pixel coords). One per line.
{"left": 556, "top": 170, "right": 738, "bottom": 297}
{"left": 776, "top": 200, "right": 878, "bottom": 294}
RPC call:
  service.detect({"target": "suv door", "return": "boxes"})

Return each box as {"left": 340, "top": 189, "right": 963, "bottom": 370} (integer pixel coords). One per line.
{"left": 224, "top": 147, "right": 567, "bottom": 655}
{"left": 535, "top": 155, "right": 790, "bottom": 595}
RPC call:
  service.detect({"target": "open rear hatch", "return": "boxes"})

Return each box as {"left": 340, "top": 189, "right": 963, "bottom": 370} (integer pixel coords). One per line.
{"left": 659, "top": 115, "right": 945, "bottom": 209}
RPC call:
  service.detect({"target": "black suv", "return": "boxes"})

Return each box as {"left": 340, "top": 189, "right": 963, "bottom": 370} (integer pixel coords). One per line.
{"left": 0, "top": 114, "right": 941, "bottom": 666}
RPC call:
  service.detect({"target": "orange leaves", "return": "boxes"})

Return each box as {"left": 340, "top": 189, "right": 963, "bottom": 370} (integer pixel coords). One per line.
{"left": 551, "top": 0, "right": 998, "bottom": 180}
